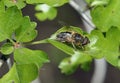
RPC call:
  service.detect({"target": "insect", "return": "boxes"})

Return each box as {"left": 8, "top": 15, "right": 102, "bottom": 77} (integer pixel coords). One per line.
{"left": 56, "top": 31, "right": 90, "bottom": 49}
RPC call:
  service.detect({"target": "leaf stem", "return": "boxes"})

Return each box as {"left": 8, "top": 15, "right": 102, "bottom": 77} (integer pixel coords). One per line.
{"left": 8, "top": 38, "right": 15, "bottom": 44}
{"left": 26, "top": 39, "right": 48, "bottom": 46}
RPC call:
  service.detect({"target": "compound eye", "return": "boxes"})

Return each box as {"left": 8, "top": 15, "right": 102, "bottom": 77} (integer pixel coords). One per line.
{"left": 74, "top": 34, "right": 84, "bottom": 42}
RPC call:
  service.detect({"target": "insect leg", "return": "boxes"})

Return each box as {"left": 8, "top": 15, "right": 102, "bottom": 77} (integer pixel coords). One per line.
{"left": 71, "top": 42, "right": 77, "bottom": 50}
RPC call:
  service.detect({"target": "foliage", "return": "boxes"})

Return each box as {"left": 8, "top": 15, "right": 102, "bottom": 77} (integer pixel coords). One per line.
{"left": 86, "top": 0, "right": 110, "bottom": 7}
{"left": 35, "top": 4, "right": 57, "bottom": 21}
{"left": 91, "top": 0, "right": 120, "bottom": 32}
{"left": 48, "top": 26, "right": 120, "bottom": 74}
{"left": 0, "top": 0, "right": 120, "bottom": 82}
{"left": 4, "top": 0, "right": 69, "bottom": 9}
{"left": 0, "top": 0, "right": 49, "bottom": 82}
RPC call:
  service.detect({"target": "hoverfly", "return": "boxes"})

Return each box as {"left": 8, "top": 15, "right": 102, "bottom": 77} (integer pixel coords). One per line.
{"left": 56, "top": 31, "right": 90, "bottom": 49}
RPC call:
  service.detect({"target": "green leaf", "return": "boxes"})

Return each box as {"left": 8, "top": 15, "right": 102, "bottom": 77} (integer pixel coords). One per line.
{"left": 104, "top": 27, "right": 120, "bottom": 66}
{"left": 80, "top": 62, "right": 91, "bottom": 71}
{"left": 0, "top": 2, "right": 37, "bottom": 43}
{"left": 35, "top": 4, "right": 57, "bottom": 21}
{"left": 88, "top": 29, "right": 105, "bottom": 58}
{"left": 26, "top": 0, "right": 69, "bottom": 7}
{"left": 0, "top": 64, "right": 19, "bottom": 83}
{"left": 106, "top": 27, "right": 120, "bottom": 42}
{"left": 16, "top": 64, "right": 38, "bottom": 83}
{"left": 0, "top": 6, "right": 23, "bottom": 42}
{"left": 73, "top": 51, "right": 92, "bottom": 64}
{"left": 0, "top": 47, "right": 49, "bottom": 82}
{"left": 35, "top": 13, "right": 47, "bottom": 21}
{"left": 1, "top": 43, "right": 14, "bottom": 55}
{"left": 0, "top": 63, "right": 38, "bottom": 83}
{"left": 59, "top": 57, "right": 78, "bottom": 75}
{"left": 48, "top": 39, "right": 74, "bottom": 55}
{"left": 86, "top": 0, "right": 110, "bottom": 6}
{"left": 91, "top": 0, "right": 110, "bottom": 7}
{"left": 0, "top": 0, "right": 5, "bottom": 13}
{"left": 118, "top": 59, "right": 120, "bottom": 68}
{"left": 14, "top": 48, "right": 49, "bottom": 68}
{"left": 3, "top": 0, "right": 69, "bottom": 9}
{"left": 15, "top": 16, "right": 37, "bottom": 42}
{"left": 105, "top": 51, "right": 119, "bottom": 67}
{"left": 4, "top": 0, "right": 26, "bottom": 9}
{"left": 90, "top": 27, "right": 120, "bottom": 66}
{"left": 59, "top": 51, "right": 92, "bottom": 74}
{"left": 0, "top": 1, "right": 6, "bottom": 42}
{"left": 91, "top": 0, "right": 120, "bottom": 32}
